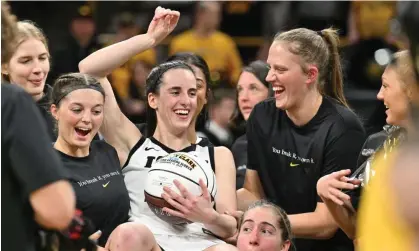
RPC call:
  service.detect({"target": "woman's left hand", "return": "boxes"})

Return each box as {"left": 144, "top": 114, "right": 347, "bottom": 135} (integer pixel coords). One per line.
{"left": 147, "top": 6, "right": 180, "bottom": 44}
{"left": 162, "top": 179, "right": 217, "bottom": 225}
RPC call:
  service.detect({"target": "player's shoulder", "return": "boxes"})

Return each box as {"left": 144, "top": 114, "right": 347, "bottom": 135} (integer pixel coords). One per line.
{"left": 250, "top": 98, "right": 278, "bottom": 121}
{"left": 1, "top": 84, "right": 31, "bottom": 107}
{"left": 91, "top": 140, "right": 117, "bottom": 154}
{"left": 196, "top": 136, "right": 214, "bottom": 147}
{"left": 325, "top": 98, "right": 364, "bottom": 132}
{"left": 213, "top": 145, "right": 233, "bottom": 159}
{"left": 365, "top": 129, "right": 388, "bottom": 147}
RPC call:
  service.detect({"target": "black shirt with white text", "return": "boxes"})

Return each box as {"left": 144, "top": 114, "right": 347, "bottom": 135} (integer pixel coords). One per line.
{"left": 247, "top": 97, "right": 366, "bottom": 251}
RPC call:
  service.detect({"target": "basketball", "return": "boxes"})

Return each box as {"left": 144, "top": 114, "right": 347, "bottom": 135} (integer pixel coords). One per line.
{"left": 144, "top": 152, "right": 217, "bottom": 225}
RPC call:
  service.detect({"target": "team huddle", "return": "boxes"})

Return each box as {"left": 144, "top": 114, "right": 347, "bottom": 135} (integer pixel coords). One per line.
{"left": 2, "top": 3, "right": 419, "bottom": 251}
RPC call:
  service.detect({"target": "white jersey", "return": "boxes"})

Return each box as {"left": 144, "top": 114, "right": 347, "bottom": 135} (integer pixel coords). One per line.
{"left": 122, "top": 137, "right": 223, "bottom": 250}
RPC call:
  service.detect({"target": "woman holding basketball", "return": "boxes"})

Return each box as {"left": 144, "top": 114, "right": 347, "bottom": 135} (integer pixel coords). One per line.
{"left": 79, "top": 7, "right": 238, "bottom": 251}
{"left": 237, "top": 27, "right": 366, "bottom": 251}
{"left": 137, "top": 51, "right": 213, "bottom": 147}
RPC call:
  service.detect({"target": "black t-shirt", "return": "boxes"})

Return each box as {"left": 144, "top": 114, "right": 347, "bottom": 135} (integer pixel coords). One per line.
{"left": 247, "top": 97, "right": 366, "bottom": 251}
{"left": 1, "top": 84, "right": 69, "bottom": 251}
{"left": 231, "top": 134, "right": 247, "bottom": 189}
{"left": 55, "top": 141, "right": 130, "bottom": 246}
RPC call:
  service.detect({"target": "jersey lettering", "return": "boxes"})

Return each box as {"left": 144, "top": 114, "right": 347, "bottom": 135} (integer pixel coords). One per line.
{"left": 144, "top": 155, "right": 164, "bottom": 168}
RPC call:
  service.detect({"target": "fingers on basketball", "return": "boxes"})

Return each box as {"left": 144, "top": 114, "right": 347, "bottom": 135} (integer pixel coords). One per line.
{"left": 163, "top": 185, "right": 185, "bottom": 205}
{"left": 162, "top": 193, "right": 188, "bottom": 214}
{"left": 173, "top": 179, "right": 191, "bottom": 199}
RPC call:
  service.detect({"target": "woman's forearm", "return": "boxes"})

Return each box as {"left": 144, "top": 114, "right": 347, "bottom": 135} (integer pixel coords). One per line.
{"left": 322, "top": 197, "right": 357, "bottom": 239}
{"left": 203, "top": 211, "right": 238, "bottom": 239}
{"left": 79, "top": 34, "right": 156, "bottom": 78}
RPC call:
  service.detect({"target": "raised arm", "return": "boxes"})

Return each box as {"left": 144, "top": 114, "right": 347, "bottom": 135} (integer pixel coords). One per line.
{"left": 79, "top": 7, "right": 180, "bottom": 165}
{"left": 80, "top": 7, "right": 179, "bottom": 78}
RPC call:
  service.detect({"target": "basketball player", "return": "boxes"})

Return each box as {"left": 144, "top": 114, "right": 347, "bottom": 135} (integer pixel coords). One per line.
{"left": 356, "top": 2, "right": 419, "bottom": 249}
{"left": 317, "top": 50, "right": 416, "bottom": 240}
{"left": 49, "top": 73, "right": 130, "bottom": 247}
{"left": 2, "top": 3, "right": 75, "bottom": 250}
{"left": 237, "top": 27, "right": 366, "bottom": 251}
{"left": 236, "top": 200, "right": 293, "bottom": 251}
{"left": 1, "top": 20, "right": 56, "bottom": 140}
{"left": 79, "top": 7, "right": 238, "bottom": 251}
{"left": 137, "top": 52, "right": 213, "bottom": 147}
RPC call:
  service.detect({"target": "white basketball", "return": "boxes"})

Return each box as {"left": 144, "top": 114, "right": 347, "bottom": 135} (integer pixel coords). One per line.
{"left": 144, "top": 152, "right": 217, "bottom": 224}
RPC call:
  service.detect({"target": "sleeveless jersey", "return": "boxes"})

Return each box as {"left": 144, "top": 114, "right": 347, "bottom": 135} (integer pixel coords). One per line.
{"left": 122, "top": 136, "right": 219, "bottom": 239}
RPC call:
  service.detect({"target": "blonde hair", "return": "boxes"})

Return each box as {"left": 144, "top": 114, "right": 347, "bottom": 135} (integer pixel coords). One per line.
{"left": 1, "top": 1, "right": 18, "bottom": 63}
{"left": 3, "top": 20, "right": 49, "bottom": 63}
{"left": 273, "top": 27, "right": 348, "bottom": 108}
{"left": 391, "top": 50, "right": 419, "bottom": 102}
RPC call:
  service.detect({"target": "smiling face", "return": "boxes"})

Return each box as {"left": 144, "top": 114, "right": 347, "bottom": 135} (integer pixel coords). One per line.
{"left": 148, "top": 68, "right": 198, "bottom": 135}
{"left": 3, "top": 38, "right": 50, "bottom": 100}
{"left": 237, "top": 71, "right": 269, "bottom": 121}
{"left": 237, "top": 207, "right": 290, "bottom": 251}
{"left": 266, "top": 42, "right": 316, "bottom": 111}
{"left": 51, "top": 89, "right": 104, "bottom": 150}
{"left": 377, "top": 66, "right": 410, "bottom": 127}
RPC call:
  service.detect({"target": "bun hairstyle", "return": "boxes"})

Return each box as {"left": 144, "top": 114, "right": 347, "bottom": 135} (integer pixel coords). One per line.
{"left": 145, "top": 61, "right": 196, "bottom": 137}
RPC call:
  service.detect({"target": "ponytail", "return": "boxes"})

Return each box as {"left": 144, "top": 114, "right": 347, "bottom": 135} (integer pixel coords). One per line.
{"left": 320, "top": 28, "right": 349, "bottom": 108}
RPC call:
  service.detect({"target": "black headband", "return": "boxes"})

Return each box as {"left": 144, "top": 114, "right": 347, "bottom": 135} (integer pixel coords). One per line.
{"left": 52, "top": 83, "right": 103, "bottom": 105}
{"left": 146, "top": 61, "right": 193, "bottom": 94}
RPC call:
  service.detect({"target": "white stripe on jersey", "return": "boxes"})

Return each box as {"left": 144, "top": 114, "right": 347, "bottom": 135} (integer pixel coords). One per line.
{"left": 122, "top": 137, "right": 217, "bottom": 238}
